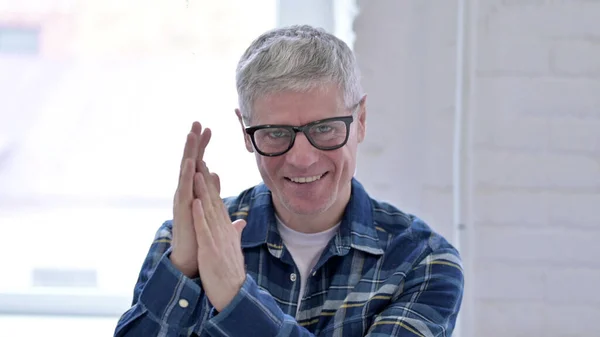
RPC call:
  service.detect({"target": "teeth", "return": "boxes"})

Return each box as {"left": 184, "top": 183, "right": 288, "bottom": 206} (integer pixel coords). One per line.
{"left": 289, "top": 174, "right": 323, "bottom": 183}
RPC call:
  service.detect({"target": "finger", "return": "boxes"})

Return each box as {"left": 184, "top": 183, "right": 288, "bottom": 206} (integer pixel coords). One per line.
{"left": 191, "top": 121, "right": 202, "bottom": 135}
{"left": 194, "top": 171, "right": 226, "bottom": 241}
{"left": 197, "top": 162, "right": 231, "bottom": 227}
{"left": 194, "top": 171, "right": 204, "bottom": 200}
{"left": 179, "top": 122, "right": 202, "bottom": 178}
{"left": 193, "top": 166, "right": 218, "bottom": 201}
{"left": 192, "top": 199, "right": 214, "bottom": 246}
{"left": 232, "top": 219, "right": 246, "bottom": 237}
{"left": 197, "top": 161, "right": 219, "bottom": 204}
{"left": 211, "top": 172, "right": 221, "bottom": 195}
{"left": 195, "top": 165, "right": 216, "bottom": 214}
{"left": 175, "top": 158, "right": 194, "bottom": 207}
{"left": 184, "top": 122, "right": 202, "bottom": 161}
{"left": 194, "top": 166, "right": 215, "bottom": 214}
{"left": 196, "top": 127, "right": 212, "bottom": 172}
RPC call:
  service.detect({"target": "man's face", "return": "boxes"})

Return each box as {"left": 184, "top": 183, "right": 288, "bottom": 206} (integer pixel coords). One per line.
{"left": 236, "top": 84, "right": 366, "bottom": 219}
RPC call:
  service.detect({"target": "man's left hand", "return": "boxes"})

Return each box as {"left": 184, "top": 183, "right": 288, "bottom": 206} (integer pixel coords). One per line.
{"left": 192, "top": 159, "right": 247, "bottom": 312}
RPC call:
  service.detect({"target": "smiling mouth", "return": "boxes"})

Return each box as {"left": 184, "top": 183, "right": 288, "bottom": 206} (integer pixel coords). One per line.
{"left": 285, "top": 172, "right": 328, "bottom": 184}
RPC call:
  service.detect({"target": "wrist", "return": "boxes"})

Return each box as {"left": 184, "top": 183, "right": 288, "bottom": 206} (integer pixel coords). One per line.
{"left": 169, "top": 252, "right": 199, "bottom": 278}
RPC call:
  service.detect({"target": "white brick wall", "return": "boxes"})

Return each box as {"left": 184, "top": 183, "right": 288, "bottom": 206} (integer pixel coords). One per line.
{"left": 553, "top": 39, "right": 600, "bottom": 76}
{"left": 354, "top": 0, "right": 458, "bottom": 243}
{"left": 354, "top": 0, "right": 600, "bottom": 336}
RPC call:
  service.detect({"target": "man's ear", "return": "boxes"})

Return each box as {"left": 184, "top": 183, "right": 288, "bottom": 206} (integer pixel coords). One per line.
{"left": 356, "top": 95, "right": 367, "bottom": 143}
{"left": 235, "top": 108, "right": 254, "bottom": 153}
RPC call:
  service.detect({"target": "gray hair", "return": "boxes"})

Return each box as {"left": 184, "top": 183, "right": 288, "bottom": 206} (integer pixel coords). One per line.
{"left": 235, "top": 25, "right": 363, "bottom": 123}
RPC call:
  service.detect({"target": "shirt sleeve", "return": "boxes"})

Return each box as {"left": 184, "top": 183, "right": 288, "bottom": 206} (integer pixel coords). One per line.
{"left": 114, "top": 221, "right": 210, "bottom": 337}
{"left": 203, "top": 274, "right": 317, "bottom": 337}
{"left": 364, "top": 247, "right": 465, "bottom": 337}
{"left": 203, "top": 246, "right": 464, "bottom": 337}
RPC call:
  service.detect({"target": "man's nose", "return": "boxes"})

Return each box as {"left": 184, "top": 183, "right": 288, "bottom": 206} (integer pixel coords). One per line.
{"left": 285, "top": 133, "right": 319, "bottom": 167}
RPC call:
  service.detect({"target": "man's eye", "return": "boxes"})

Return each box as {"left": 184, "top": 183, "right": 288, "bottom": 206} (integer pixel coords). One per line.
{"left": 268, "top": 130, "right": 289, "bottom": 138}
{"left": 314, "top": 125, "right": 333, "bottom": 133}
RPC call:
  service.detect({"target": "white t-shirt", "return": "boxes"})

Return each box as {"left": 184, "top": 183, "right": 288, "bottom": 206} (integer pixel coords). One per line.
{"left": 275, "top": 215, "right": 340, "bottom": 316}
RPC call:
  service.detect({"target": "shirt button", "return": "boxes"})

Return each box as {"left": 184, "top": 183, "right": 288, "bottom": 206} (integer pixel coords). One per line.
{"left": 290, "top": 273, "right": 297, "bottom": 282}
{"left": 178, "top": 299, "right": 189, "bottom": 308}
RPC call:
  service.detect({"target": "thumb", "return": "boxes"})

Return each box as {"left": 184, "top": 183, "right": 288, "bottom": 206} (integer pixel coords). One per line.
{"left": 210, "top": 172, "right": 221, "bottom": 194}
{"left": 232, "top": 219, "right": 247, "bottom": 237}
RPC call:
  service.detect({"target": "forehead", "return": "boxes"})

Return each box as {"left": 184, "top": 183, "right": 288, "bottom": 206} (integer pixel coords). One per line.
{"left": 250, "top": 84, "right": 345, "bottom": 126}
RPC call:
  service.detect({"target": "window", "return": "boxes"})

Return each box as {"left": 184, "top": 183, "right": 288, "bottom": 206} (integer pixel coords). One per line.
{"left": 0, "top": 0, "right": 345, "bottom": 335}
{"left": 0, "top": 25, "right": 40, "bottom": 54}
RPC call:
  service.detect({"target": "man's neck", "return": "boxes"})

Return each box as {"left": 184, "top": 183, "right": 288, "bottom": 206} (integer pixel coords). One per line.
{"left": 273, "top": 185, "right": 351, "bottom": 234}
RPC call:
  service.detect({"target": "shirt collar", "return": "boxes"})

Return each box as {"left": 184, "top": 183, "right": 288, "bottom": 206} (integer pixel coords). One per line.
{"left": 238, "top": 178, "right": 384, "bottom": 256}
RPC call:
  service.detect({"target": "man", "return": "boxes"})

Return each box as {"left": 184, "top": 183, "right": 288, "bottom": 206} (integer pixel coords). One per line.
{"left": 114, "top": 25, "right": 463, "bottom": 337}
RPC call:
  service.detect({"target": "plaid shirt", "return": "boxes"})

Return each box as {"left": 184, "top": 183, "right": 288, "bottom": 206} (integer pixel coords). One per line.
{"left": 114, "top": 178, "right": 464, "bottom": 337}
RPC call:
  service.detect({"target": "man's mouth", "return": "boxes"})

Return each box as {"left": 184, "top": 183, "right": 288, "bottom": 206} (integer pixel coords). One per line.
{"left": 285, "top": 172, "right": 328, "bottom": 184}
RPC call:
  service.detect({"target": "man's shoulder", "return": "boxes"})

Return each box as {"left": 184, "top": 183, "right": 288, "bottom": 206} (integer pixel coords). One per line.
{"left": 368, "top": 197, "right": 457, "bottom": 254}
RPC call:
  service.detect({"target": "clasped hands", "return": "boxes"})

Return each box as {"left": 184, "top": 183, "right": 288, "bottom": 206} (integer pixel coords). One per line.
{"left": 170, "top": 122, "right": 247, "bottom": 312}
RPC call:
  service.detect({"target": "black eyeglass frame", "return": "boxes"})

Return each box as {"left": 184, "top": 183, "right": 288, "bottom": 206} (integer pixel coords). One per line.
{"left": 244, "top": 111, "right": 357, "bottom": 157}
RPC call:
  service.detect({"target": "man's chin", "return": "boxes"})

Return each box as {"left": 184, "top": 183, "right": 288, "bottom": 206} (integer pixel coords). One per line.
{"left": 278, "top": 194, "right": 333, "bottom": 216}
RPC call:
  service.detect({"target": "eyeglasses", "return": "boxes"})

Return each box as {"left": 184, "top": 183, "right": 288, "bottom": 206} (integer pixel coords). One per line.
{"left": 244, "top": 105, "right": 359, "bottom": 157}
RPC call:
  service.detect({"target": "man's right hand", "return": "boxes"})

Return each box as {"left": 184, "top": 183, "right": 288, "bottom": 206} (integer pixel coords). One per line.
{"left": 170, "top": 122, "right": 212, "bottom": 278}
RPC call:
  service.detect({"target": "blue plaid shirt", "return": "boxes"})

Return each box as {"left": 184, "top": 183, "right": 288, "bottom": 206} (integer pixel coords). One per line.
{"left": 114, "top": 178, "right": 464, "bottom": 337}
